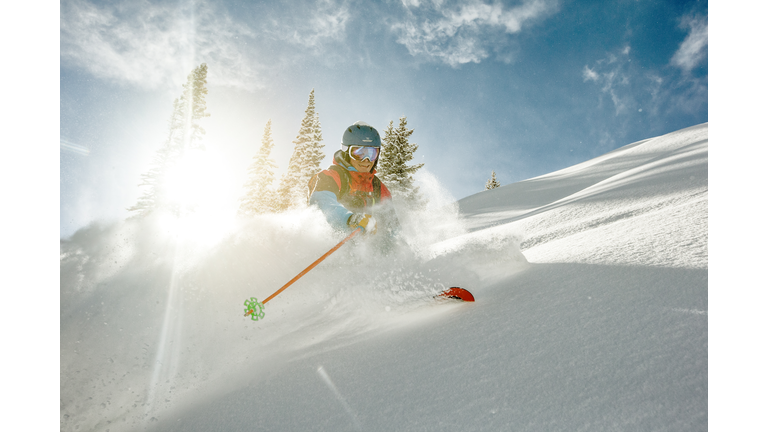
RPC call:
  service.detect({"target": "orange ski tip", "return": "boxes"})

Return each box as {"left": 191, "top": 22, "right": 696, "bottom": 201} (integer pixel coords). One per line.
{"left": 438, "top": 287, "right": 475, "bottom": 302}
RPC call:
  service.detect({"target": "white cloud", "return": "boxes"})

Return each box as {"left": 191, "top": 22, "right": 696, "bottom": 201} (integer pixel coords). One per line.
{"left": 582, "top": 66, "right": 599, "bottom": 82}
{"left": 276, "top": 0, "right": 351, "bottom": 49}
{"left": 582, "top": 47, "right": 634, "bottom": 115}
{"left": 61, "top": 0, "right": 261, "bottom": 90}
{"left": 584, "top": 39, "right": 707, "bottom": 120}
{"left": 60, "top": 0, "right": 352, "bottom": 90}
{"left": 392, "top": 0, "right": 559, "bottom": 66}
{"left": 671, "top": 14, "right": 708, "bottom": 73}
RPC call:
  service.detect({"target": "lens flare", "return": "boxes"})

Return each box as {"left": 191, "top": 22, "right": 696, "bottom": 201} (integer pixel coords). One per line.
{"left": 158, "top": 148, "right": 237, "bottom": 245}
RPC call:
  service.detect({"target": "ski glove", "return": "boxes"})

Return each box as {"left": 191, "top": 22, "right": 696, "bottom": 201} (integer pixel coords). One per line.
{"left": 348, "top": 213, "right": 377, "bottom": 235}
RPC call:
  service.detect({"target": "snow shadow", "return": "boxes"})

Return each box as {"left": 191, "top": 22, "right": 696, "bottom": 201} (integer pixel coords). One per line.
{"left": 141, "top": 261, "right": 707, "bottom": 432}
{"left": 458, "top": 123, "right": 708, "bottom": 232}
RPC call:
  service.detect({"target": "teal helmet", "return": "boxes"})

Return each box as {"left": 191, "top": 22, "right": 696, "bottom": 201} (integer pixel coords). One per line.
{"left": 341, "top": 121, "right": 381, "bottom": 149}
{"left": 340, "top": 121, "right": 382, "bottom": 169}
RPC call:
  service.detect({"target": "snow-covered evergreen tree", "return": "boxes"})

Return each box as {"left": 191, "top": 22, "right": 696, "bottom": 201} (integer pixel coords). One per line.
{"left": 127, "top": 133, "right": 176, "bottom": 216}
{"left": 239, "top": 120, "right": 279, "bottom": 215}
{"left": 485, "top": 170, "right": 501, "bottom": 190}
{"left": 128, "top": 64, "right": 210, "bottom": 217}
{"left": 177, "top": 63, "right": 211, "bottom": 152}
{"left": 379, "top": 116, "right": 425, "bottom": 206}
{"left": 304, "top": 112, "right": 324, "bottom": 175}
{"left": 275, "top": 89, "right": 324, "bottom": 210}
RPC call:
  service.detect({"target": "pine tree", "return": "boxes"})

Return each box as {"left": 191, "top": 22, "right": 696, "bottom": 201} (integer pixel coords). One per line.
{"left": 485, "top": 170, "right": 501, "bottom": 190}
{"left": 239, "top": 120, "right": 279, "bottom": 215}
{"left": 177, "top": 63, "right": 211, "bottom": 152}
{"left": 127, "top": 135, "right": 175, "bottom": 216}
{"left": 379, "top": 116, "right": 425, "bottom": 206}
{"left": 304, "top": 112, "right": 324, "bottom": 175}
{"left": 275, "top": 89, "right": 324, "bottom": 210}
{"left": 128, "top": 64, "right": 210, "bottom": 216}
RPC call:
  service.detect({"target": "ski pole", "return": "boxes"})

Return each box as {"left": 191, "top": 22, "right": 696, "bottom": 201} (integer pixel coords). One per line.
{"left": 263, "top": 227, "right": 361, "bottom": 304}
{"left": 244, "top": 228, "right": 362, "bottom": 320}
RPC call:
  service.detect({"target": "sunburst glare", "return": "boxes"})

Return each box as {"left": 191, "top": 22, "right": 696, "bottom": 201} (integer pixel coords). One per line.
{"left": 159, "top": 147, "right": 237, "bottom": 245}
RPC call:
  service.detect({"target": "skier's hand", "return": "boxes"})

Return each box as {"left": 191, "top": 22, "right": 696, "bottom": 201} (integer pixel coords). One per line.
{"left": 348, "top": 213, "right": 377, "bottom": 235}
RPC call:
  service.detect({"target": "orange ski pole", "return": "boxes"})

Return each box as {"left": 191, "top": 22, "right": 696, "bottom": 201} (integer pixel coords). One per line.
{"left": 262, "top": 227, "right": 361, "bottom": 305}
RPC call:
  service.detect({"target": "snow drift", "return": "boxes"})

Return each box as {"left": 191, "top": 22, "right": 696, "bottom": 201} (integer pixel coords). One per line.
{"left": 61, "top": 123, "right": 707, "bottom": 432}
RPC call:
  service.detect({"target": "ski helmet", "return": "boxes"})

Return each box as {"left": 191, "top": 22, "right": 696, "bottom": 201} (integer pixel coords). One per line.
{"left": 341, "top": 121, "right": 381, "bottom": 149}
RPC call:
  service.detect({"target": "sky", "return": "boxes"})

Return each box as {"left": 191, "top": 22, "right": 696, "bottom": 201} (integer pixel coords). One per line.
{"left": 58, "top": 0, "right": 709, "bottom": 238}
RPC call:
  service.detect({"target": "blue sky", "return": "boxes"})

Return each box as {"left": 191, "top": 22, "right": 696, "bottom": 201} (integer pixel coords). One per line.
{"left": 59, "top": 0, "right": 708, "bottom": 238}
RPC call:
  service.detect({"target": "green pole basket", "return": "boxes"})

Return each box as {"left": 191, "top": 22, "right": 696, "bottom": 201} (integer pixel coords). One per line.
{"left": 244, "top": 297, "right": 266, "bottom": 321}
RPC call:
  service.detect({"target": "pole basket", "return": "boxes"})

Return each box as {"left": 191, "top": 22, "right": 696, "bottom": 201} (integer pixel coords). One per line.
{"left": 244, "top": 297, "right": 266, "bottom": 321}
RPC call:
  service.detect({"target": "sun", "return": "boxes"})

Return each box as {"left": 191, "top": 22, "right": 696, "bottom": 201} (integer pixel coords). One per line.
{"left": 158, "top": 148, "right": 237, "bottom": 244}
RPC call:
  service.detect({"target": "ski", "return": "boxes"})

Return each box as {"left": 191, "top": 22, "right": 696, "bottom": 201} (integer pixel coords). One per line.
{"left": 437, "top": 287, "right": 475, "bottom": 302}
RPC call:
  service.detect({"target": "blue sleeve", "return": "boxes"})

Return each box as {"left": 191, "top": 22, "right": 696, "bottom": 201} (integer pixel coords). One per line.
{"left": 309, "top": 191, "right": 353, "bottom": 232}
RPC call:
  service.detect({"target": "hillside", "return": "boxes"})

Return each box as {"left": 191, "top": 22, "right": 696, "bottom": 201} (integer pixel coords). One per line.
{"left": 60, "top": 123, "right": 708, "bottom": 431}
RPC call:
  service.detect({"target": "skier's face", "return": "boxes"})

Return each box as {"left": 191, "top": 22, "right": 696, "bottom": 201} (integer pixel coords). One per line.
{"left": 348, "top": 145, "right": 378, "bottom": 172}
{"left": 349, "top": 156, "right": 373, "bottom": 172}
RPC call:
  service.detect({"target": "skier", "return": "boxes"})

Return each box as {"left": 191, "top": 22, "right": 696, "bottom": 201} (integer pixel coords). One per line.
{"left": 308, "top": 121, "right": 399, "bottom": 238}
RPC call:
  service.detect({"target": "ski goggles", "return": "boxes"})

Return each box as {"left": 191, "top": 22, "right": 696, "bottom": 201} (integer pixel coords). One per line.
{"left": 348, "top": 145, "right": 380, "bottom": 162}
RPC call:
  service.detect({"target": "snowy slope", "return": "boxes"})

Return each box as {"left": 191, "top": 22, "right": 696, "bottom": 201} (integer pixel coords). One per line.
{"left": 60, "top": 123, "right": 707, "bottom": 431}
